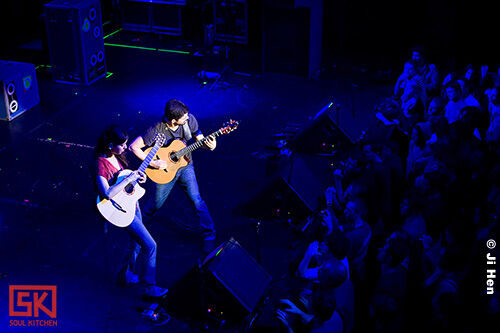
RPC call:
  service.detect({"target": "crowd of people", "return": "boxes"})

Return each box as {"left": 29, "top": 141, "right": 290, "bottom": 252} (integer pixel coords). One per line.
{"left": 270, "top": 46, "right": 500, "bottom": 332}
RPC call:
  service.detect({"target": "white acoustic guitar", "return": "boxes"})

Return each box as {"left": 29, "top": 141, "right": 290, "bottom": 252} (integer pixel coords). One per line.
{"left": 96, "top": 133, "right": 166, "bottom": 227}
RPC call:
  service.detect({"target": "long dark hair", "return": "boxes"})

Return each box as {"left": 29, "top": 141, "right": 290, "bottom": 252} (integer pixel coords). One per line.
{"left": 95, "top": 125, "right": 129, "bottom": 168}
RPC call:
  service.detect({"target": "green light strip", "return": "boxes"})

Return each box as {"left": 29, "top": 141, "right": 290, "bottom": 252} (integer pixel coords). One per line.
{"left": 158, "top": 48, "right": 190, "bottom": 55}
{"left": 35, "top": 65, "right": 53, "bottom": 70}
{"left": 106, "top": 72, "right": 114, "bottom": 78}
{"left": 104, "top": 43, "right": 156, "bottom": 51}
{"left": 328, "top": 102, "right": 334, "bottom": 108}
{"left": 216, "top": 247, "right": 223, "bottom": 256}
{"left": 104, "top": 43, "right": 189, "bottom": 55}
{"left": 103, "top": 28, "right": 123, "bottom": 40}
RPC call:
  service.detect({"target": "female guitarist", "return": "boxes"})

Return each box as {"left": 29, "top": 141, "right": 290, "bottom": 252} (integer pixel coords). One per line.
{"left": 94, "top": 125, "right": 167, "bottom": 297}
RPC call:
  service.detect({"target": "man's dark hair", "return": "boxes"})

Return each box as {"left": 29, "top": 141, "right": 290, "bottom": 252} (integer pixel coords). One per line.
{"left": 164, "top": 99, "right": 189, "bottom": 122}
{"left": 411, "top": 45, "right": 426, "bottom": 57}
{"left": 444, "top": 80, "right": 461, "bottom": 91}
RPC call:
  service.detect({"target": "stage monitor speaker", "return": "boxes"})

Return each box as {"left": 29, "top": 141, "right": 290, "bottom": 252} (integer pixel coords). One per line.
{"left": 241, "top": 154, "right": 333, "bottom": 224}
{"left": 43, "top": 0, "right": 106, "bottom": 85}
{"left": 287, "top": 101, "right": 355, "bottom": 154}
{"left": 202, "top": 238, "right": 272, "bottom": 321}
{"left": 0, "top": 61, "right": 40, "bottom": 121}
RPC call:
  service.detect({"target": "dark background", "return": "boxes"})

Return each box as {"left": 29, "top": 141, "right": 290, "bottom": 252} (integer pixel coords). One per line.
{"left": 1, "top": 0, "right": 497, "bottom": 71}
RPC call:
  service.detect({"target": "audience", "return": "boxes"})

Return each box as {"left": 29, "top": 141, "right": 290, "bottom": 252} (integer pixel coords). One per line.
{"left": 273, "top": 45, "right": 498, "bottom": 333}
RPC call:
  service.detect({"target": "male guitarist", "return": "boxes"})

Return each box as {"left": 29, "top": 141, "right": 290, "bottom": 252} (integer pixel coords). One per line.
{"left": 129, "top": 99, "right": 217, "bottom": 253}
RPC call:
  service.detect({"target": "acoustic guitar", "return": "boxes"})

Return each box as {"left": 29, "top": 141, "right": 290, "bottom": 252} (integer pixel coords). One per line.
{"left": 96, "top": 133, "right": 166, "bottom": 227}
{"left": 144, "top": 120, "right": 239, "bottom": 184}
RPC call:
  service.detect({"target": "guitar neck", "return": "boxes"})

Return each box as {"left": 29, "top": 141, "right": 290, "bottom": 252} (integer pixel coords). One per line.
{"left": 138, "top": 142, "right": 162, "bottom": 173}
{"left": 174, "top": 130, "right": 223, "bottom": 159}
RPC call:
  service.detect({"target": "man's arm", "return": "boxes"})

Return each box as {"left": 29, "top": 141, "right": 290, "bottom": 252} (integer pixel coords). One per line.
{"left": 129, "top": 136, "right": 166, "bottom": 169}
{"left": 129, "top": 136, "right": 148, "bottom": 160}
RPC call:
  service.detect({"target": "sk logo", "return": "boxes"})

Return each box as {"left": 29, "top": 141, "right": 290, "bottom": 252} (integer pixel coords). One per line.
{"left": 9, "top": 285, "right": 57, "bottom": 318}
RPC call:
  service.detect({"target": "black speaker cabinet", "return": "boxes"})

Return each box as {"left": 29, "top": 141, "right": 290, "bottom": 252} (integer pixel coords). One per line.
{"left": 242, "top": 153, "right": 333, "bottom": 224}
{"left": 287, "top": 102, "right": 355, "bottom": 154}
{"left": 202, "top": 238, "right": 272, "bottom": 321}
{"left": 43, "top": 0, "right": 106, "bottom": 85}
{"left": 0, "top": 61, "right": 40, "bottom": 121}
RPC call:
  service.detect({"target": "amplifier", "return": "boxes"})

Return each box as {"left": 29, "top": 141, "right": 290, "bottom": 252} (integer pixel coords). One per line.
{"left": 43, "top": 0, "right": 106, "bottom": 85}
{"left": 0, "top": 61, "right": 40, "bottom": 121}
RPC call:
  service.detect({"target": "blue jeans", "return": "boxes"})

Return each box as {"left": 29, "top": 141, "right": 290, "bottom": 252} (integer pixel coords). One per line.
{"left": 144, "top": 164, "right": 216, "bottom": 240}
{"left": 122, "top": 205, "right": 157, "bottom": 285}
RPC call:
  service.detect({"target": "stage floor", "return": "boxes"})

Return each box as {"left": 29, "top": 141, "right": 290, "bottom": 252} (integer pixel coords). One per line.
{"left": 0, "top": 41, "right": 391, "bottom": 331}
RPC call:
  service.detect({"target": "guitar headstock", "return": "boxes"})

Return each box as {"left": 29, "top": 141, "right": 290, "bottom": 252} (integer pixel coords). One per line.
{"left": 154, "top": 132, "right": 166, "bottom": 146}
{"left": 220, "top": 119, "right": 239, "bottom": 135}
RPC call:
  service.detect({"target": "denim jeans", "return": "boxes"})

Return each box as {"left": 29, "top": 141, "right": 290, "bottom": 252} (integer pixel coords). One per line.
{"left": 121, "top": 205, "right": 157, "bottom": 285}
{"left": 144, "top": 164, "right": 216, "bottom": 240}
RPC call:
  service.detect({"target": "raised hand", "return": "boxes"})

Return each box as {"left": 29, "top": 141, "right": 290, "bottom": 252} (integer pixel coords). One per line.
{"left": 319, "top": 210, "right": 333, "bottom": 235}
{"left": 280, "top": 299, "right": 303, "bottom": 315}
{"left": 325, "top": 186, "right": 336, "bottom": 206}
{"left": 306, "top": 241, "right": 320, "bottom": 257}
{"left": 276, "top": 309, "right": 291, "bottom": 328}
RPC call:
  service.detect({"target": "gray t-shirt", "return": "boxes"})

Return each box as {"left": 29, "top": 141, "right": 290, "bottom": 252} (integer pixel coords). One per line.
{"left": 142, "top": 114, "right": 202, "bottom": 163}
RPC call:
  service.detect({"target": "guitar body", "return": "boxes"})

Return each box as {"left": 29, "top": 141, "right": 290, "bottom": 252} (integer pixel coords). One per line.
{"left": 96, "top": 169, "right": 146, "bottom": 227}
{"left": 144, "top": 139, "right": 189, "bottom": 184}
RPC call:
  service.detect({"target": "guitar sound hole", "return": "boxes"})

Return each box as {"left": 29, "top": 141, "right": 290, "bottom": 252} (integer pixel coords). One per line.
{"left": 124, "top": 184, "right": 134, "bottom": 194}
{"left": 170, "top": 152, "right": 179, "bottom": 163}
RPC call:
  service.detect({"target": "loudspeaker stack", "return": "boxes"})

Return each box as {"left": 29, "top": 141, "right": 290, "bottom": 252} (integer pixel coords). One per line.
{"left": 43, "top": 0, "right": 106, "bottom": 85}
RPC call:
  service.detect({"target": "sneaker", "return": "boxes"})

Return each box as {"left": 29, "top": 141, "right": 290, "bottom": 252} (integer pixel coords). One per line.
{"left": 116, "top": 270, "right": 140, "bottom": 287}
{"left": 144, "top": 285, "right": 168, "bottom": 298}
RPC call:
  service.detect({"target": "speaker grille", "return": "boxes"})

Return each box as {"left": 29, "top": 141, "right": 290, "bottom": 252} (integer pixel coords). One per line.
{"left": 6, "top": 83, "right": 15, "bottom": 95}
{"left": 9, "top": 100, "right": 18, "bottom": 113}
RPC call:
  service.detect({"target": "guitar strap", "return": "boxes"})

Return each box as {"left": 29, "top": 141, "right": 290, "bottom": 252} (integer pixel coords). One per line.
{"left": 182, "top": 122, "right": 192, "bottom": 141}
